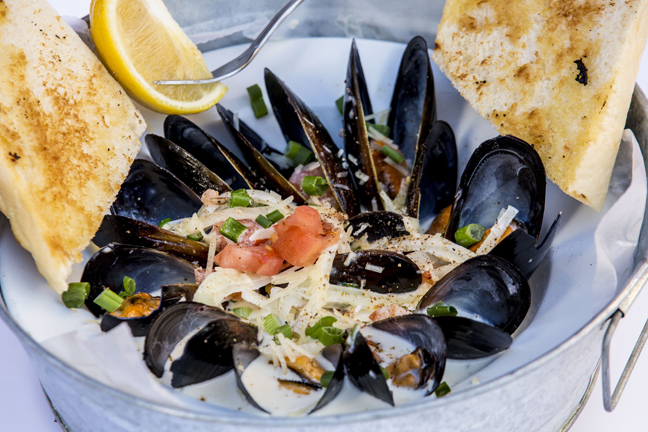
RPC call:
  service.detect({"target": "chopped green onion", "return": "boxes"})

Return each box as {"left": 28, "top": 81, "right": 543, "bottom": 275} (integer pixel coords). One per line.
{"left": 233, "top": 307, "right": 252, "bottom": 319}
{"left": 61, "top": 282, "right": 90, "bottom": 309}
{"left": 263, "top": 313, "right": 282, "bottom": 335}
{"left": 379, "top": 145, "right": 405, "bottom": 164}
{"left": 187, "top": 232, "right": 203, "bottom": 241}
{"left": 435, "top": 381, "right": 451, "bottom": 397}
{"left": 320, "top": 370, "right": 334, "bottom": 387}
{"left": 335, "top": 95, "right": 344, "bottom": 114}
{"left": 454, "top": 223, "right": 486, "bottom": 248}
{"left": 380, "top": 366, "right": 390, "bottom": 381}
{"left": 158, "top": 218, "right": 171, "bottom": 228}
{"left": 284, "top": 140, "right": 314, "bottom": 166}
{"left": 367, "top": 122, "right": 390, "bottom": 137}
{"left": 247, "top": 84, "right": 268, "bottom": 118}
{"left": 276, "top": 323, "right": 293, "bottom": 339}
{"left": 93, "top": 289, "right": 124, "bottom": 313}
{"left": 318, "top": 326, "right": 344, "bottom": 346}
{"left": 302, "top": 176, "right": 329, "bottom": 196}
{"left": 219, "top": 217, "right": 248, "bottom": 243}
{"left": 255, "top": 214, "right": 273, "bottom": 229}
{"left": 266, "top": 210, "right": 284, "bottom": 224}
{"left": 340, "top": 282, "right": 360, "bottom": 288}
{"left": 427, "top": 300, "right": 458, "bottom": 318}
{"left": 119, "top": 276, "right": 136, "bottom": 298}
{"left": 305, "top": 316, "right": 338, "bottom": 338}
{"left": 228, "top": 189, "right": 253, "bottom": 208}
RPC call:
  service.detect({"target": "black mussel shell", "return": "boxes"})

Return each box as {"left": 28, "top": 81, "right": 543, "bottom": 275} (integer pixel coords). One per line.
{"left": 388, "top": 36, "right": 437, "bottom": 168}
{"left": 330, "top": 250, "right": 421, "bottom": 294}
{"left": 111, "top": 159, "right": 202, "bottom": 226}
{"left": 146, "top": 134, "right": 231, "bottom": 196}
{"left": 346, "top": 211, "right": 410, "bottom": 244}
{"left": 164, "top": 115, "right": 247, "bottom": 190}
{"left": 93, "top": 215, "right": 208, "bottom": 264}
{"left": 418, "top": 255, "right": 530, "bottom": 335}
{"left": 343, "top": 40, "right": 383, "bottom": 213}
{"left": 371, "top": 314, "right": 446, "bottom": 394}
{"left": 231, "top": 344, "right": 270, "bottom": 413}
{"left": 216, "top": 104, "right": 308, "bottom": 205}
{"left": 171, "top": 318, "right": 258, "bottom": 388}
{"left": 265, "top": 68, "right": 359, "bottom": 216}
{"left": 407, "top": 120, "right": 457, "bottom": 225}
{"left": 216, "top": 104, "right": 293, "bottom": 178}
{"left": 99, "top": 283, "right": 196, "bottom": 337}
{"left": 344, "top": 326, "right": 394, "bottom": 406}
{"left": 143, "top": 302, "right": 237, "bottom": 378}
{"left": 310, "top": 344, "right": 345, "bottom": 414}
{"left": 432, "top": 316, "right": 513, "bottom": 360}
{"left": 444, "top": 135, "right": 546, "bottom": 241}
{"left": 82, "top": 244, "right": 197, "bottom": 317}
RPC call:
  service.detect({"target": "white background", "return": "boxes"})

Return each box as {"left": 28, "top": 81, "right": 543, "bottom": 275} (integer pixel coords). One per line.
{"left": 1, "top": 1, "right": 648, "bottom": 430}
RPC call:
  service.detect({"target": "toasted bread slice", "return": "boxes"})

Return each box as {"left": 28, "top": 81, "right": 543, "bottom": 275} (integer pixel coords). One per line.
{"left": 432, "top": 0, "right": 648, "bottom": 210}
{"left": 0, "top": 0, "right": 145, "bottom": 293}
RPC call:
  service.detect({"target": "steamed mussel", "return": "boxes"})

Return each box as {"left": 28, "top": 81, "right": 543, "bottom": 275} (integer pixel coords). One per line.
{"left": 70, "top": 36, "right": 561, "bottom": 415}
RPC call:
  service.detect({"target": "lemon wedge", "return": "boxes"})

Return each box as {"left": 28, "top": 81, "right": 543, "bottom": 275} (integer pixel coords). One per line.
{"left": 90, "top": 0, "right": 227, "bottom": 114}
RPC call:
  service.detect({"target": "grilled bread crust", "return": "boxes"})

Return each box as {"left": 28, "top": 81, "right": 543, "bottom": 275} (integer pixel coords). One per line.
{"left": 0, "top": 0, "right": 145, "bottom": 293}
{"left": 433, "top": 0, "right": 648, "bottom": 210}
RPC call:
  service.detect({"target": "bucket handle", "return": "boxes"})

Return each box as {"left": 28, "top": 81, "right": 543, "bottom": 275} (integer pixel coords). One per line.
{"left": 601, "top": 260, "right": 648, "bottom": 411}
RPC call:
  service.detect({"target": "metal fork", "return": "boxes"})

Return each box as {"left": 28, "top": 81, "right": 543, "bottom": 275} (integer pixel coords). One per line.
{"left": 154, "top": 0, "right": 305, "bottom": 85}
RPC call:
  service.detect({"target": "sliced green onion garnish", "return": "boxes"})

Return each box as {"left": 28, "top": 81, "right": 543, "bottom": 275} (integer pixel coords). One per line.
{"left": 379, "top": 145, "right": 405, "bottom": 164}
{"left": 320, "top": 370, "right": 334, "bottom": 387}
{"left": 435, "top": 381, "right": 451, "bottom": 397}
{"left": 340, "top": 282, "right": 360, "bottom": 288}
{"left": 247, "top": 84, "right": 268, "bottom": 118}
{"left": 305, "top": 316, "right": 338, "bottom": 339}
{"left": 158, "top": 218, "right": 171, "bottom": 228}
{"left": 380, "top": 366, "right": 390, "bottom": 381}
{"left": 454, "top": 223, "right": 486, "bottom": 248}
{"left": 119, "top": 276, "right": 136, "bottom": 298}
{"left": 93, "top": 288, "right": 124, "bottom": 313}
{"left": 228, "top": 189, "right": 253, "bottom": 208}
{"left": 427, "top": 300, "right": 458, "bottom": 318}
{"left": 233, "top": 307, "right": 252, "bottom": 319}
{"left": 61, "top": 282, "right": 90, "bottom": 309}
{"left": 367, "top": 122, "right": 390, "bottom": 137}
{"left": 220, "top": 217, "right": 248, "bottom": 243}
{"left": 294, "top": 147, "right": 314, "bottom": 166}
{"left": 263, "top": 313, "right": 282, "bottom": 335}
{"left": 285, "top": 140, "right": 303, "bottom": 160}
{"left": 187, "top": 232, "right": 203, "bottom": 241}
{"left": 335, "top": 95, "right": 344, "bottom": 115}
{"left": 302, "top": 176, "right": 329, "bottom": 196}
{"left": 266, "top": 210, "right": 284, "bottom": 224}
{"left": 276, "top": 323, "right": 293, "bottom": 339}
{"left": 319, "top": 326, "right": 344, "bottom": 346}
{"left": 255, "top": 214, "right": 273, "bottom": 229}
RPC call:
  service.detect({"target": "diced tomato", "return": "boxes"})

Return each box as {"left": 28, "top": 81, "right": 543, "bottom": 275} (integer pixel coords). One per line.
{"left": 215, "top": 244, "right": 284, "bottom": 276}
{"left": 272, "top": 225, "right": 340, "bottom": 267}
{"left": 275, "top": 206, "right": 323, "bottom": 237}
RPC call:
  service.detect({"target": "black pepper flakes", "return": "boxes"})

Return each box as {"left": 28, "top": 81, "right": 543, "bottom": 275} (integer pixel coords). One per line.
{"left": 9, "top": 152, "right": 20, "bottom": 162}
{"left": 574, "top": 59, "right": 588, "bottom": 85}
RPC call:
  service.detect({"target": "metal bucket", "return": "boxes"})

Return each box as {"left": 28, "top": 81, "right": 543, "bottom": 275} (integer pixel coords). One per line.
{"left": 2, "top": 1, "right": 648, "bottom": 430}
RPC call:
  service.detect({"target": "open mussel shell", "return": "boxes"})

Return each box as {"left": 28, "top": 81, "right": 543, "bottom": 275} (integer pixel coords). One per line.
{"left": 164, "top": 115, "right": 247, "bottom": 190}
{"left": 371, "top": 314, "right": 446, "bottom": 394}
{"left": 343, "top": 40, "right": 383, "bottom": 213}
{"left": 444, "top": 135, "right": 546, "bottom": 241}
{"left": 344, "top": 326, "right": 394, "bottom": 406}
{"left": 265, "top": 68, "right": 359, "bottom": 216}
{"left": 99, "top": 283, "right": 197, "bottom": 337}
{"left": 216, "top": 104, "right": 307, "bottom": 205}
{"left": 171, "top": 317, "right": 258, "bottom": 388}
{"left": 310, "top": 344, "right": 345, "bottom": 414}
{"left": 143, "top": 302, "right": 238, "bottom": 378}
{"left": 330, "top": 250, "right": 421, "bottom": 293}
{"left": 93, "top": 215, "right": 209, "bottom": 264}
{"left": 432, "top": 316, "right": 513, "bottom": 360}
{"left": 418, "top": 255, "right": 531, "bottom": 335}
{"left": 81, "top": 244, "right": 197, "bottom": 317}
{"left": 231, "top": 344, "right": 270, "bottom": 414}
{"left": 111, "top": 159, "right": 203, "bottom": 226}
{"left": 145, "top": 134, "right": 231, "bottom": 196}
{"left": 407, "top": 120, "right": 458, "bottom": 225}
{"left": 216, "top": 104, "right": 293, "bottom": 178}
{"left": 346, "top": 211, "right": 411, "bottom": 244}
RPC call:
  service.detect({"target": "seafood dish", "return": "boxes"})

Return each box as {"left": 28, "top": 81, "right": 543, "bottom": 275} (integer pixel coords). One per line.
{"left": 57, "top": 36, "right": 564, "bottom": 415}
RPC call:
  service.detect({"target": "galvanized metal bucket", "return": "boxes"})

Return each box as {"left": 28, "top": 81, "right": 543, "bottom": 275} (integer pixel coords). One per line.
{"left": 2, "top": 1, "right": 648, "bottom": 430}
